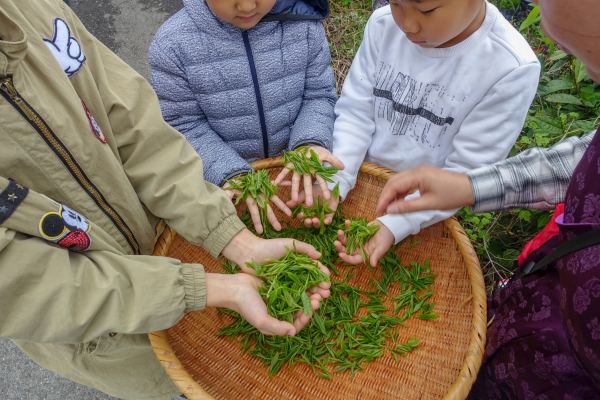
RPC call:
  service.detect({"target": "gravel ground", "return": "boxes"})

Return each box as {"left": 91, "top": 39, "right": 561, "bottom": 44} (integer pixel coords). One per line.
{"left": 0, "top": 0, "right": 182, "bottom": 399}
{"left": 0, "top": 338, "right": 116, "bottom": 400}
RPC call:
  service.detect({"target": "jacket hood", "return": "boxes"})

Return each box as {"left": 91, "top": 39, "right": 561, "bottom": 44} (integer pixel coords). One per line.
{"left": 262, "top": 0, "right": 329, "bottom": 21}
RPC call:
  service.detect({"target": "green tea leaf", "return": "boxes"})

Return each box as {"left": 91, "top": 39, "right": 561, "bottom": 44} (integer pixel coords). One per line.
{"left": 301, "top": 291, "right": 312, "bottom": 316}
{"left": 530, "top": 116, "right": 563, "bottom": 135}
{"left": 543, "top": 79, "right": 573, "bottom": 95}
{"left": 545, "top": 93, "right": 583, "bottom": 105}
{"left": 573, "top": 59, "right": 589, "bottom": 83}
{"left": 548, "top": 50, "right": 568, "bottom": 61}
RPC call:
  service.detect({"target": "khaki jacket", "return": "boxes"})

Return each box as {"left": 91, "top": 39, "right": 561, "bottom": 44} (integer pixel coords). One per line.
{"left": 0, "top": 0, "right": 245, "bottom": 346}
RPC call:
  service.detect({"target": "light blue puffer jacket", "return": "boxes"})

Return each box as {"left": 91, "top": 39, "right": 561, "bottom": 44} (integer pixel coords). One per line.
{"left": 149, "top": 0, "right": 337, "bottom": 186}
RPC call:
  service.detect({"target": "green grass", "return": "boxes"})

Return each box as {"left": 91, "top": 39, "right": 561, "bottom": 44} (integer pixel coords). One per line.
{"left": 324, "top": 1, "right": 371, "bottom": 94}
{"left": 328, "top": 0, "right": 600, "bottom": 294}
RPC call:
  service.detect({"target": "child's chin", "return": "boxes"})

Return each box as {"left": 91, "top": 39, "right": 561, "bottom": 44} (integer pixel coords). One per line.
{"left": 232, "top": 18, "right": 260, "bottom": 29}
{"left": 233, "top": 22, "right": 259, "bottom": 29}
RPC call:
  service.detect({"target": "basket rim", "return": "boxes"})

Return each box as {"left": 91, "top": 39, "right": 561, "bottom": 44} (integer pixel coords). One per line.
{"left": 149, "top": 157, "right": 487, "bottom": 400}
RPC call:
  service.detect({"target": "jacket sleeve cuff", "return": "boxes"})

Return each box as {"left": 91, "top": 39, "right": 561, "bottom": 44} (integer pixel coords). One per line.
{"left": 202, "top": 214, "right": 246, "bottom": 258}
{"left": 377, "top": 214, "right": 416, "bottom": 245}
{"left": 293, "top": 140, "right": 327, "bottom": 150}
{"left": 466, "top": 166, "right": 504, "bottom": 214}
{"left": 181, "top": 264, "right": 206, "bottom": 312}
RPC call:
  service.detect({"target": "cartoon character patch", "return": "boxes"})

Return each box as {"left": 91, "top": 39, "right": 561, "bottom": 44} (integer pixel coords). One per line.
{"left": 43, "top": 18, "right": 86, "bottom": 78}
{"left": 81, "top": 99, "right": 106, "bottom": 143}
{"left": 39, "top": 205, "right": 91, "bottom": 252}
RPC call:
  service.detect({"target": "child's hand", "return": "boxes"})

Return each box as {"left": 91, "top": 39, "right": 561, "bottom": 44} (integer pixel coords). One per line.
{"left": 273, "top": 145, "right": 344, "bottom": 207}
{"left": 205, "top": 272, "right": 324, "bottom": 336}
{"left": 223, "top": 182, "right": 292, "bottom": 234}
{"left": 286, "top": 184, "right": 339, "bottom": 228}
{"left": 221, "top": 230, "right": 332, "bottom": 299}
{"left": 334, "top": 220, "right": 395, "bottom": 267}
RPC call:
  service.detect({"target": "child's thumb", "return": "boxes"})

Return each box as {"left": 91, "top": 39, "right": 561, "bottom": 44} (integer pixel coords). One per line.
{"left": 370, "top": 247, "right": 387, "bottom": 268}
{"left": 259, "top": 317, "right": 296, "bottom": 337}
{"left": 386, "top": 197, "right": 431, "bottom": 215}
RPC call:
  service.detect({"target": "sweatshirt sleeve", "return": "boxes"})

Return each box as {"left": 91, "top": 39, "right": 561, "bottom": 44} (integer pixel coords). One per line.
{"left": 327, "top": 15, "right": 380, "bottom": 200}
{"left": 378, "top": 62, "right": 541, "bottom": 243}
{"left": 287, "top": 21, "right": 337, "bottom": 151}
{"left": 148, "top": 39, "right": 253, "bottom": 186}
{"left": 60, "top": 6, "right": 245, "bottom": 255}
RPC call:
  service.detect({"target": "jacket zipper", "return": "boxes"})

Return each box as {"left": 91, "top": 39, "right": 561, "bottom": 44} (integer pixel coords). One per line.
{"left": 242, "top": 31, "right": 270, "bottom": 158}
{"left": 0, "top": 76, "right": 141, "bottom": 255}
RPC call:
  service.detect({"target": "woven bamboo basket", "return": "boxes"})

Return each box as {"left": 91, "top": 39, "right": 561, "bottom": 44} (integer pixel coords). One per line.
{"left": 150, "top": 157, "right": 486, "bottom": 400}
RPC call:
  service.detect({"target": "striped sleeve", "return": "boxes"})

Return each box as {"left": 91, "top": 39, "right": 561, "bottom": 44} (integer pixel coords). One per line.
{"left": 467, "top": 130, "right": 596, "bottom": 213}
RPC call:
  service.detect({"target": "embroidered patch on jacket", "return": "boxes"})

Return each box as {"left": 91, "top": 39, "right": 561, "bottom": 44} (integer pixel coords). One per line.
{"left": 39, "top": 205, "right": 91, "bottom": 252}
{"left": 81, "top": 99, "right": 106, "bottom": 143}
{"left": 43, "top": 18, "right": 86, "bottom": 78}
{"left": 0, "top": 179, "right": 29, "bottom": 225}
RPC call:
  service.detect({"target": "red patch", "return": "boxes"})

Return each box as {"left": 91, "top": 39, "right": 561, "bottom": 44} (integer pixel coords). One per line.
{"left": 81, "top": 99, "right": 106, "bottom": 143}
{"left": 57, "top": 230, "right": 91, "bottom": 252}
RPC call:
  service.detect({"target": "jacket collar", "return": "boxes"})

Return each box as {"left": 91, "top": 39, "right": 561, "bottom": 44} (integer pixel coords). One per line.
{"left": 0, "top": 6, "right": 27, "bottom": 77}
{"left": 263, "top": 0, "right": 329, "bottom": 21}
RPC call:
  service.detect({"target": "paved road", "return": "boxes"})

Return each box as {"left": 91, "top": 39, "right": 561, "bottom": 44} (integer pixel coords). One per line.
{"left": 0, "top": 0, "right": 182, "bottom": 399}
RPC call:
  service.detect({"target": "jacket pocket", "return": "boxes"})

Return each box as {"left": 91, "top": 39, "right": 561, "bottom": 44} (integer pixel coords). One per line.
{"left": 79, "top": 332, "right": 121, "bottom": 356}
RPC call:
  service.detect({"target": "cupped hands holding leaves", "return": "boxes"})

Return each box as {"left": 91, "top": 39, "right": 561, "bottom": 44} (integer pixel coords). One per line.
{"left": 206, "top": 272, "right": 325, "bottom": 337}
{"left": 221, "top": 229, "right": 332, "bottom": 299}
{"left": 218, "top": 229, "right": 332, "bottom": 336}
{"left": 334, "top": 219, "right": 396, "bottom": 269}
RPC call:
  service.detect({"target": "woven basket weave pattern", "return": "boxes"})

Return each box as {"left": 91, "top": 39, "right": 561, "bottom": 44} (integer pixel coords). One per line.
{"left": 150, "top": 158, "right": 486, "bottom": 400}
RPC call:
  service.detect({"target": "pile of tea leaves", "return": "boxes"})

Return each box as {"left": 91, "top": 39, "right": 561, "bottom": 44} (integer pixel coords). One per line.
{"left": 218, "top": 244, "right": 437, "bottom": 379}
{"left": 247, "top": 246, "right": 331, "bottom": 323}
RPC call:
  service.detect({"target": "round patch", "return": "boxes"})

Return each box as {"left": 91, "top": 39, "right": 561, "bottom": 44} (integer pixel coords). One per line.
{"left": 40, "top": 212, "right": 68, "bottom": 240}
{"left": 38, "top": 206, "right": 92, "bottom": 252}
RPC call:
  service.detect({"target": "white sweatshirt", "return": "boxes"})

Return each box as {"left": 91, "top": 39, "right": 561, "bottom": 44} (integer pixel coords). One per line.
{"left": 329, "top": 3, "right": 540, "bottom": 244}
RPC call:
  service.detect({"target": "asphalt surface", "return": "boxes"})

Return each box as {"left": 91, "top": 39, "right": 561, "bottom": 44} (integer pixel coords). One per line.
{"left": 0, "top": 0, "right": 182, "bottom": 399}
